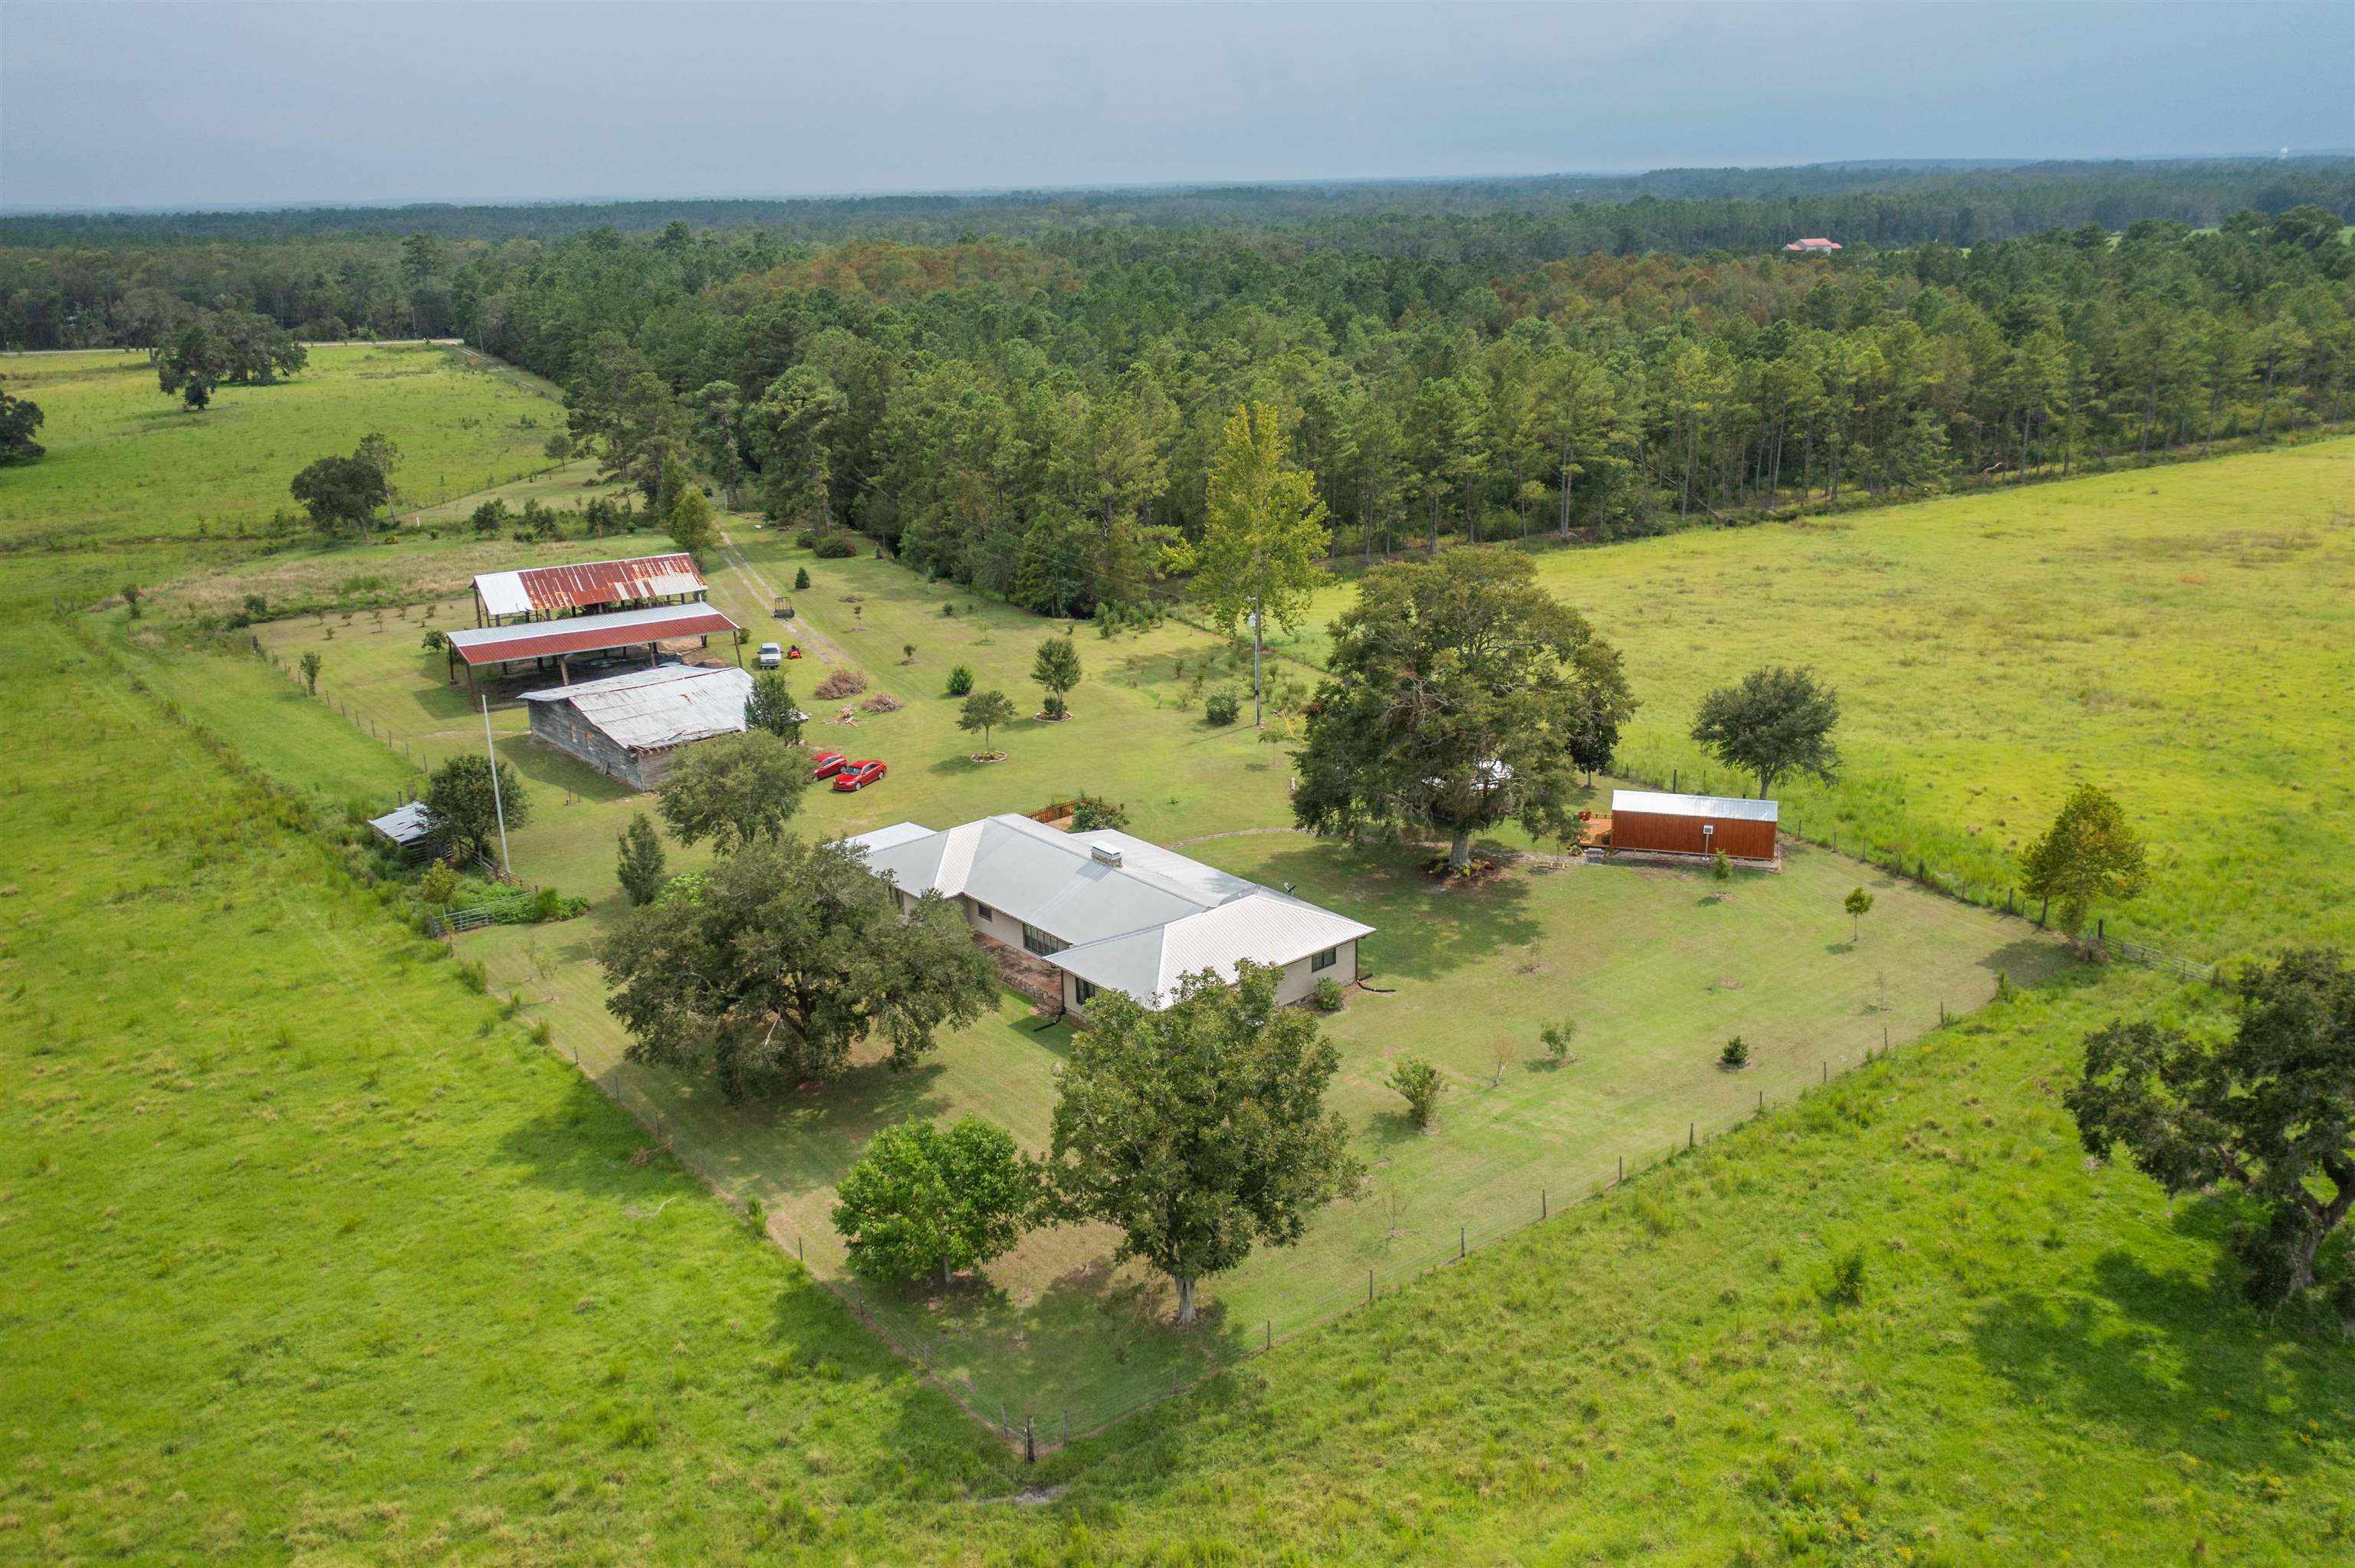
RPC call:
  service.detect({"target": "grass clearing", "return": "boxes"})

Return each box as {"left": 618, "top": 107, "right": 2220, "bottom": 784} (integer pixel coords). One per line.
{"left": 0, "top": 344, "right": 565, "bottom": 546}
{"left": 1276, "top": 439, "right": 2355, "bottom": 956}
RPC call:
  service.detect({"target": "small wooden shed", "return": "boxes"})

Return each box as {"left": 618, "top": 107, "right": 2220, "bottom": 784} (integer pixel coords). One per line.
{"left": 1608, "top": 789, "right": 1779, "bottom": 860}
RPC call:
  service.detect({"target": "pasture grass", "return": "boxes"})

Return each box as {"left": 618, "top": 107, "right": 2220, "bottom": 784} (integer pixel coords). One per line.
{"left": 0, "top": 618, "right": 1015, "bottom": 1563}
{"left": 1275, "top": 439, "right": 2355, "bottom": 956}
{"left": 0, "top": 344, "right": 564, "bottom": 546}
{"left": 6, "top": 631, "right": 2342, "bottom": 1560}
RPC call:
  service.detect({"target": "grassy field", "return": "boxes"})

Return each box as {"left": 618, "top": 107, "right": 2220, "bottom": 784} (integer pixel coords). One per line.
{"left": 116, "top": 517, "right": 2053, "bottom": 1423}
{"left": 1273, "top": 441, "right": 2355, "bottom": 956}
{"left": 0, "top": 618, "right": 1016, "bottom": 1563}
{"left": 5, "top": 628, "right": 2344, "bottom": 1559}
{"left": 6, "top": 361, "right": 2350, "bottom": 1561}
{"left": 0, "top": 344, "right": 565, "bottom": 546}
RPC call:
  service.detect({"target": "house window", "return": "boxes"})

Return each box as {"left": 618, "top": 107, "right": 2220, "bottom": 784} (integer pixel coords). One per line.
{"left": 1311, "top": 946, "right": 1339, "bottom": 972}
{"left": 1072, "top": 978, "right": 1097, "bottom": 1005}
{"left": 971, "top": 900, "right": 994, "bottom": 922}
{"left": 1023, "top": 923, "right": 1068, "bottom": 957}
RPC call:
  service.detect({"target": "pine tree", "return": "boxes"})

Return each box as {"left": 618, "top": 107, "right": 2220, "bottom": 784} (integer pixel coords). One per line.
{"left": 616, "top": 814, "right": 668, "bottom": 906}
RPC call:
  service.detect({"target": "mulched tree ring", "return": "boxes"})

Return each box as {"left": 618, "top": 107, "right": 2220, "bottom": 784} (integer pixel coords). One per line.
{"left": 968, "top": 751, "right": 1008, "bottom": 765}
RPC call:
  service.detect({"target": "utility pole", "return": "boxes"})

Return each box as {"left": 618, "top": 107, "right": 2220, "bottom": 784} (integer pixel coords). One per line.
{"left": 1249, "top": 600, "right": 1263, "bottom": 727}
{"left": 481, "top": 695, "right": 511, "bottom": 877}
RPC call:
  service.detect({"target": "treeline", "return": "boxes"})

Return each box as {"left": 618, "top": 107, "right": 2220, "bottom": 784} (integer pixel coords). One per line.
{"left": 526, "top": 206, "right": 2353, "bottom": 615}
{"left": 5, "top": 160, "right": 2352, "bottom": 349}
{"left": 10, "top": 175, "right": 2351, "bottom": 618}
{"left": 5, "top": 157, "right": 2349, "bottom": 248}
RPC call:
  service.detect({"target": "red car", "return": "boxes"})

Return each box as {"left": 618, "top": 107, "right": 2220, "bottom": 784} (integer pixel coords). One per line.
{"left": 810, "top": 749, "right": 846, "bottom": 781}
{"left": 832, "top": 759, "right": 887, "bottom": 792}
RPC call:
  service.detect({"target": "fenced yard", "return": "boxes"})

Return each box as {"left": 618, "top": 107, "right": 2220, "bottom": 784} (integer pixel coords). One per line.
{"left": 467, "top": 827, "right": 2063, "bottom": 1433}
{"left": 127, "top": 511, "right": 2095, "bottom": 1436}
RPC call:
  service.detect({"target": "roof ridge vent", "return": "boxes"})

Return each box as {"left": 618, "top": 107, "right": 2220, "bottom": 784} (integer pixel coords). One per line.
{"left": 1090, "top": 844, "right": 1124, "bottom": 868}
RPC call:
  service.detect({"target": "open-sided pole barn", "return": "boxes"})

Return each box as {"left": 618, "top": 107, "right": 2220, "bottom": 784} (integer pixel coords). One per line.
{"left": 442, "top": 602, "right": 744, "bottom": 696}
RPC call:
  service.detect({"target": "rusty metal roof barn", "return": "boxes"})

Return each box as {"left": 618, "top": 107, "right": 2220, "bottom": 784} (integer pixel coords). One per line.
{"left": 518, "top": 663, "right": 754, "bottom": 752}
{"left": 473, "top": 553, "right": 707, "bottom": 621}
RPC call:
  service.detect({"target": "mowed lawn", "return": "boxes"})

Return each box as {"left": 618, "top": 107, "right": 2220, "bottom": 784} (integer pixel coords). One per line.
{"left": 232, "top": 517, "right": 1308, "bottom": 884}
{"left": 1273, "top": 438, "right": 2355, "bottom": 956}
{"left": 460, "top": 820, "right": 2054, "bottom": 1426}
{"left": 0, "top": 343, "right": 564, "bottom": 545}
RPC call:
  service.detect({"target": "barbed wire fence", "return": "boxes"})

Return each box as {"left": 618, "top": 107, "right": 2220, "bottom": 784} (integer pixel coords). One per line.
{"left": 1606, "top": 749, "right": 2222, "bottom": 988}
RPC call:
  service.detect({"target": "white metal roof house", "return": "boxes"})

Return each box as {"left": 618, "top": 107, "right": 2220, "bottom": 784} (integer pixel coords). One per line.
{"left": 518, "top": 663, "right": 754, "bottom": 790}
{"left": 847, "top": 813, "right": 1375, "bottom": 1019}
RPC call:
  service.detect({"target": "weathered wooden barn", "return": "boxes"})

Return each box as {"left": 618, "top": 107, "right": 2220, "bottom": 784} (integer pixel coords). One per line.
{"left": 1608, "top": 789, "right": 1779, "bottom": 861}
{"left": 519, "top": 664, "right": 754, "bottom": 791}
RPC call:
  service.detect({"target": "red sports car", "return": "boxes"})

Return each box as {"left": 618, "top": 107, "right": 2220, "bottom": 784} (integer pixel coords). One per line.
{"left": 832, "top": 759, "right": 887, "bottom": 792}
{"left": 810, "top": 749, "right": 846, "bottom": 781}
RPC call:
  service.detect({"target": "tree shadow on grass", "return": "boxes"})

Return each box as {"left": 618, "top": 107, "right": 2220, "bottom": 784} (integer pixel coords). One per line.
{"left": 1231, "top": 840, "right": 1544, "bottom": 986}
{"left": 1968, "top": 1224, "right": 2346, "bottom": 1480}
{"left": 1978, "top": 933, "right": 2073, "bottom": 989}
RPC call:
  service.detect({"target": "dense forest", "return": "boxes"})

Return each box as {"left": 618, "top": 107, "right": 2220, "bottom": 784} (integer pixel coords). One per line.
{"left": 6, "top": 162, "right": 2351, "bottom": 615}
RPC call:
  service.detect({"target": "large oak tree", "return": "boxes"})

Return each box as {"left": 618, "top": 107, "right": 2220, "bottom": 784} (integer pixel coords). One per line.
{"left": 2067, "top": 948, "right": 2354, "bottom": 1310}
{"left": 1045, "top": 962, "right": 1361, "bottom": 1327}
{"left": 1292, "top": 547, "right": 1635, "bottom": 871}
{"left": 599, "top": 836, "right": 995, "bottom": 1099}
{"left": 655, "top": 729, "right": 810, "bottom": 855}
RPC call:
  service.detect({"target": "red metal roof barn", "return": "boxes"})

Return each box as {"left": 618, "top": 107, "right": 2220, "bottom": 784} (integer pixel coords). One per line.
{"left": 1608, "top": 789, "right": 1779, "bottom": 861}
{"left": 440, "top": 602, "right": 744, "bottom": 694}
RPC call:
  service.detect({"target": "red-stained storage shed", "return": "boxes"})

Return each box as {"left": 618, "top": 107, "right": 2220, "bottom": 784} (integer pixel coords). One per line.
{"left": 1608, "top": 789, "right": 1779, "bottom": 861}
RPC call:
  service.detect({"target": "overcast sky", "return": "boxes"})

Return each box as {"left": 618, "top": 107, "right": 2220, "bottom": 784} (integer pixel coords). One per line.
{"left": 3, "top": 2, "right": 2348, "bottom": 212}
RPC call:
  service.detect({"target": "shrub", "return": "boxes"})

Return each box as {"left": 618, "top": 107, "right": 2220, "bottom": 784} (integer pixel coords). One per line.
{"left": 1720, "top": 1035, "right": 1749, "bottom": 1069}
{"left": 1540, "top": 1018, "right": 1578, "bottom": 1064}
{"left": 945, "top": 664, "right": 974, "bottom": 697}
{"left": 419, "top": 628, "right": 447, "bottom": 652}
{"left": 812, "top": 668, "right": 867, "bottom": 700}
{"left": 1713, "top": 849, "right": 1732, "bottom": 881}
{"left": 1068, "top": 796, "right": 1127, "bottom": 832}
{"left": 813, "top": 533, "right": 857, "bottom": 559}
{"left": 1204, "top": 689, "right": 1242, "bottom": 727}
{"left": 530, "top": 886, "right": 584, "bottom": 923}
{"left": 793, "top": 567, "right": 810, "bottom": 591}
{"left": 1313, "top": 976, "right": 1345, "bottom": 1012}
{"left": 1829, "top": 1245, "right": 1867, "bottom": 1306}
{"left": 417, "top": 861, "right": 461, "bottom": 910}
{"left": 941, "top": 601, "right": 956, "bottom": 617}
{"left": 1389, "top": 1057, "right": 1444, "bottom": 1130}
{"left": 793, "top": 530, "right": 814, "bottom": 549}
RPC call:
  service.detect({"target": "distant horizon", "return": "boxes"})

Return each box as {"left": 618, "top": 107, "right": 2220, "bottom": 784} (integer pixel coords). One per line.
{"left": 7, "top": 149, "right": 2353, "bottom": 222}
{"left": 5, "top": 2, "right": 2347, "bottom": 213}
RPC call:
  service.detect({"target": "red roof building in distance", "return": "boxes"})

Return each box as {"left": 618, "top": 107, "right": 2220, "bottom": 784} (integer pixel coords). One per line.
{"left": 1782, "top": 238, "right": 1843, "bottom": 253}
{"left": 471, "top": 553, "right": 708, "bottom": 625}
